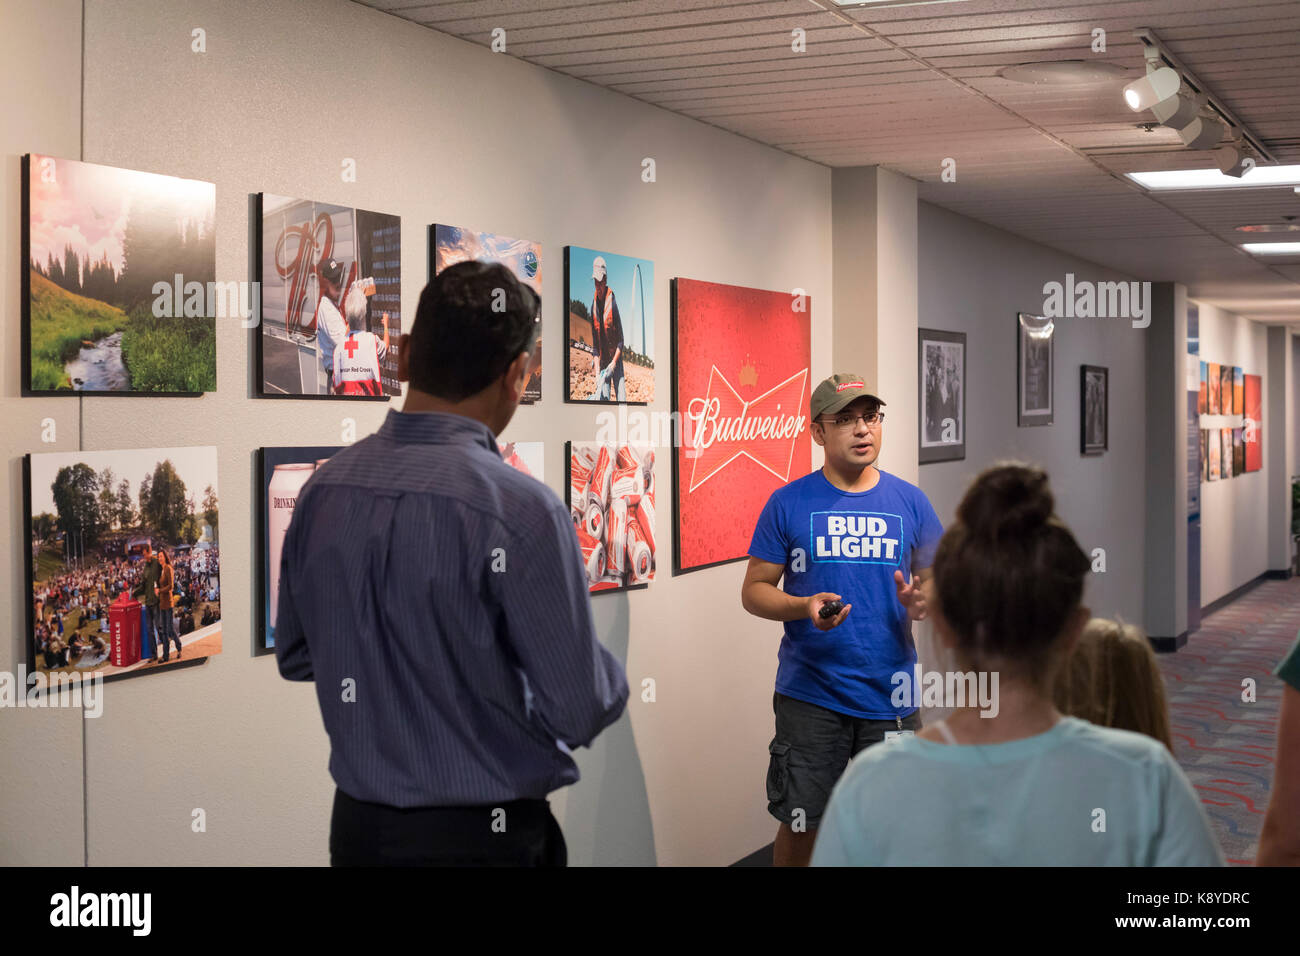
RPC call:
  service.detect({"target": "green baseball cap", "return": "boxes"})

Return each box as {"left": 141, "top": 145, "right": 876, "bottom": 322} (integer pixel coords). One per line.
{"left": 810, "top": 373, "right": 885, "bottom": 421}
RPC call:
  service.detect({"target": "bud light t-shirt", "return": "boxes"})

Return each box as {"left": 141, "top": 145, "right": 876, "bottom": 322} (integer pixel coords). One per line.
{"left": 748, "top": 468, "right": 945, "bottom": 719}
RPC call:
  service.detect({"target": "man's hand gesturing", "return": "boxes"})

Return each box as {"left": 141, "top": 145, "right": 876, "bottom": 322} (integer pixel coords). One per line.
{"left": 894, "top": 570, "right": 928, "bottom": 621}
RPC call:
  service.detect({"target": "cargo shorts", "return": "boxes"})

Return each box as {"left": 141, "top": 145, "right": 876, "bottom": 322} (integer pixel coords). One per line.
{"left": 766, "top": 691, "right": 922, "bottom": 828}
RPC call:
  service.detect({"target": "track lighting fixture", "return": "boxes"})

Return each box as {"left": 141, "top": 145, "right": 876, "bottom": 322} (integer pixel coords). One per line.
{"left": 1122, "top": 66, "right": 1180, "bottom": 112}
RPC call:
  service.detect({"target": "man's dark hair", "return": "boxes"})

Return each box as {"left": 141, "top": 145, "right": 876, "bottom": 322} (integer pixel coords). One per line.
{"left": 407, "top": 261, "right": 540, "bottom": 400}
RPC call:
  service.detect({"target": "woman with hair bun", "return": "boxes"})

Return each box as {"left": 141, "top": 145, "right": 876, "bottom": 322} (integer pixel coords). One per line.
{"left": 812, "top": 463, "right": 1224, "bottom": 866}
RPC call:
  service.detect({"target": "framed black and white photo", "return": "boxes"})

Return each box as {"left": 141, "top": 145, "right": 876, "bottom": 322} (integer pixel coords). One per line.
{"left": 918, "top": 328, "right": 965, "bottom": 463}
{"left": 1081, "top": 365, "right": 1108, "bottom": 455}
{"left": 1017, "top": 312, "right": 1054, "bottom": 427}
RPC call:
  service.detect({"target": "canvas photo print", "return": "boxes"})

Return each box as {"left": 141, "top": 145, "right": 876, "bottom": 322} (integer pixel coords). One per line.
{"left": 1207, "top": 362, "right": 1221, "bottom": 414}
{"left": 567, "top": 441, "right": 655, "bottom": 593}
{"left": 565, "top": 247, "right": 654, "bottom": 404}
{"left": 499, "top": 441, "right": 544, "bottom": 482}
{"left": 1232, "top": 367, "right": 1244, "bottom": 416}
{"left": 259, "top": 447, "right": 342, "bottom": 648}
{"left": 23, "top": 155, "right": 216, "bottom": 394}
{"left": 672, "top": 278, "right": 811, "bottom": 573}
{"left": 26, "top": 446, "right": 221, "bottom": 681}
{"left": 432, "top": 224, "right": 541, "bottom": 403}
{"left": 1207, "top": 428, "right": 1220, "bottom": 481}
{"left": 1220, "top": 428, "right": 1232, "bottom": 480}
{"left": 1219, "top": 365, "right": 1233, "bottom": 417}
{"left": 258, "top": 194, "right": 401, "bottom": 397}
{"left": 919, "top": 329, "right": 965, "bottom": 463}
{"left": 1244, "top": 373, "right": 1262, "bottom": 472}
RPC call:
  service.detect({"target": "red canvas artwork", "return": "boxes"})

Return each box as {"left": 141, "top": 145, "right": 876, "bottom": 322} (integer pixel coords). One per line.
{"left": 1244, "top": 373, "right": 1262, "bottom": 472}
{"left": 672, "top": 279, "right": 811, "bottom": 573}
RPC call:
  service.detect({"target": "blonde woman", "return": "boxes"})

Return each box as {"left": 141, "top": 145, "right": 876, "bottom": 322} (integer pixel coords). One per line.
{"left": 1054, "top": 618, "right": 1173, "bottom": 751}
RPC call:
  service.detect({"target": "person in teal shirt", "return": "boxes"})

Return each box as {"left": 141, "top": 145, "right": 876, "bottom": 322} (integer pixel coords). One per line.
{"left": 813, "top": 463, "right": 1224, "bottom": 867}
{"left": 1259, "top": 631, "right": 1300, "bottom": 865}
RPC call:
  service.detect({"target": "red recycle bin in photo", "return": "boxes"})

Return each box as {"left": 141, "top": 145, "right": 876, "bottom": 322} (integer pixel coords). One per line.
{"left": 109, "top": 591, "right": 142, "bottom": 668}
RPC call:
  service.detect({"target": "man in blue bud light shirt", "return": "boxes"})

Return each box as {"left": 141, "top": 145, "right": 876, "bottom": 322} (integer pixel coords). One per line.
{"left": 741, "top": 373, "right": 944, "bottom": 866}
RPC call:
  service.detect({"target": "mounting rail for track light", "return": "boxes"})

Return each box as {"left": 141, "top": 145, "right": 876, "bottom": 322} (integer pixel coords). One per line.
{"left": 1133, "top": 27, "right": 1275, "bottom": 164}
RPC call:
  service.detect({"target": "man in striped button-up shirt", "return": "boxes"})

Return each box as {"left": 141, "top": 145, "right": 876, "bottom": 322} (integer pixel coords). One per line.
{"left": 276, "top": 261, "right": 629, "bottom": 866}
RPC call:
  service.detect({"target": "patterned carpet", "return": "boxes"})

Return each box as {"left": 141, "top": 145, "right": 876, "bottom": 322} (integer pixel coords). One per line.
{"left": 1157, "top": 576, "right": 1299, "bottom": 865}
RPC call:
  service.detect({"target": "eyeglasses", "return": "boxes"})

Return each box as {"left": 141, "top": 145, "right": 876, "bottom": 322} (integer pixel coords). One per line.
{"left": 818, "top": 411, "right": 885, "bottom": 429}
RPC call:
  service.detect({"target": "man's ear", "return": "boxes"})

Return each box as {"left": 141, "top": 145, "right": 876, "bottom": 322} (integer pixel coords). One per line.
{"left": 396, "top": 333, "right": 411, "bottom": 383}
{"left": 504, "top": 351, "right": 530, "bottom": 403}
{"left": 811, "top": 423, "right": 825, "bottom": 447}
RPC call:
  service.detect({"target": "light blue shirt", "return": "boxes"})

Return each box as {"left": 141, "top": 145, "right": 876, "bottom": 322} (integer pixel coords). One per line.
{"left": 812, "top": 717, "right": 1225, "bottom": 866}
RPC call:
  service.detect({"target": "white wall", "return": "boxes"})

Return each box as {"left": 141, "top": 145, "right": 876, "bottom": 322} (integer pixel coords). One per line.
{"left": 1, "top": 0, "right": 833, "bottom": 866}
{"left": 914, "top": 201, "right": 1149, "bottom": 628}
{"left": 1194, "top": 300, "right": 1271, "bottom": 604}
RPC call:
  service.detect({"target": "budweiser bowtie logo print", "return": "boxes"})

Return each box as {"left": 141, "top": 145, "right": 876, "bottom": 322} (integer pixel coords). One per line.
{"left": 672, "top": 279, "right": 811, "bottom": 572}
{"left": 684, "top": 365, "right": 809, "bottom": 492}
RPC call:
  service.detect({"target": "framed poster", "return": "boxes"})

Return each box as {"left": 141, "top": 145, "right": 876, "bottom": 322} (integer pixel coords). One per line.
{"left": 1244, "top": 373, "right": 1262, "bottom": 472}
{"left": 1198, "top": 361, "right": 1207, "bottom": 415}
{"left": 26, "top": 446, "right": 221, "bottom": 683}
{"left": 918, "top": 328, "right": 965, "bottom": 463}
{"left": 1220, "top": 428, "right": 1232, "bottom": 480}
{"left": 257, "top": 194, "right": 400, "bottom": 398}
{"left": 564, "top": 246, "right": 654, "bottom": 405}
{"left": 1081, "top": 365, "right": 1108, "bottom": 455}
{"left": 258, "top": 446, "right": 343, "bottom": 649}
{"left": 22, "top": 154, "right": 216, "bottom": 395}
{"left": 566, "top": 441, "right": 655, "bottom": 593}
{"left": 1207, "top": 362, "right": 1221, "bottom": 414}
{"left": 1017, "top": 312, "right": 1053, "bottom": 426}
{"left": 672, "top": 278, "right": 811, "bottom": 573}
{"left": 1232, "top": 367, "right": 1244, "bottom": 415}
{"left": 431, "top": 224, "right": 541, "bottom": 403}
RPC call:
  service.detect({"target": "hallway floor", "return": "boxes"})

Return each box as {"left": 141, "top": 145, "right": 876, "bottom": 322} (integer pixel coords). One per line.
{"left": 1158, "top": 576, "right": 1299, "bottom": 865}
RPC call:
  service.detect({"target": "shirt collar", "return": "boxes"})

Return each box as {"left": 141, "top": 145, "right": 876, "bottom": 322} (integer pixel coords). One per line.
{"left": 378, "top": 408, "right": 500, "bottom": 454}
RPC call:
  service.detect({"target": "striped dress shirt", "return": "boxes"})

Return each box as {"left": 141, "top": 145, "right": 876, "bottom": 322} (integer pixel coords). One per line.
{"left": 275, "top": 409, "right": 629, "bottom": 807}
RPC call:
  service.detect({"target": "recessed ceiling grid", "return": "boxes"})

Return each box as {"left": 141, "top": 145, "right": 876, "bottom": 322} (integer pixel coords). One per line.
{"left": 354, "top": 0, "right": 1300, "bottom": 321}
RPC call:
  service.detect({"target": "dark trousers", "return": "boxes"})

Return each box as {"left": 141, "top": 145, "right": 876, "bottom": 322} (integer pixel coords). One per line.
{"left": 142, "top": 604, "right": 158, "bottom": 659}
{"left": 329, "top": 788, "right": 567, "bottom": 867}
{"left": 159, "top": 608, "right": 181, "bottom": 658}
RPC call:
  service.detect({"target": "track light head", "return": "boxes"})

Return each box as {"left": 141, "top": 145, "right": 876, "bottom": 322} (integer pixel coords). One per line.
{"left": 1150, "top": 90, "right": 1199, "bottom": 130}
{"left": 1177, "top": 115, "right": 1225, "bottom": 150}
{"left": 1123, "top": 66, "right": 1180, "bottom": 111}
{"left": 1214, "top": 143, "right": 1255, "bottom": 178}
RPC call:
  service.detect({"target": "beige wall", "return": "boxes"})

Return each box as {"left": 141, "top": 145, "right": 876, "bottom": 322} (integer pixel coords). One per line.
{"left": 1, "top": 0, "right": 833, "bottom": 866}
{"left": 0, "top": 0, "right": 87, "bottom": 868}
{"left": 915, "top": 201, "right": 1150, "bottom": 631}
